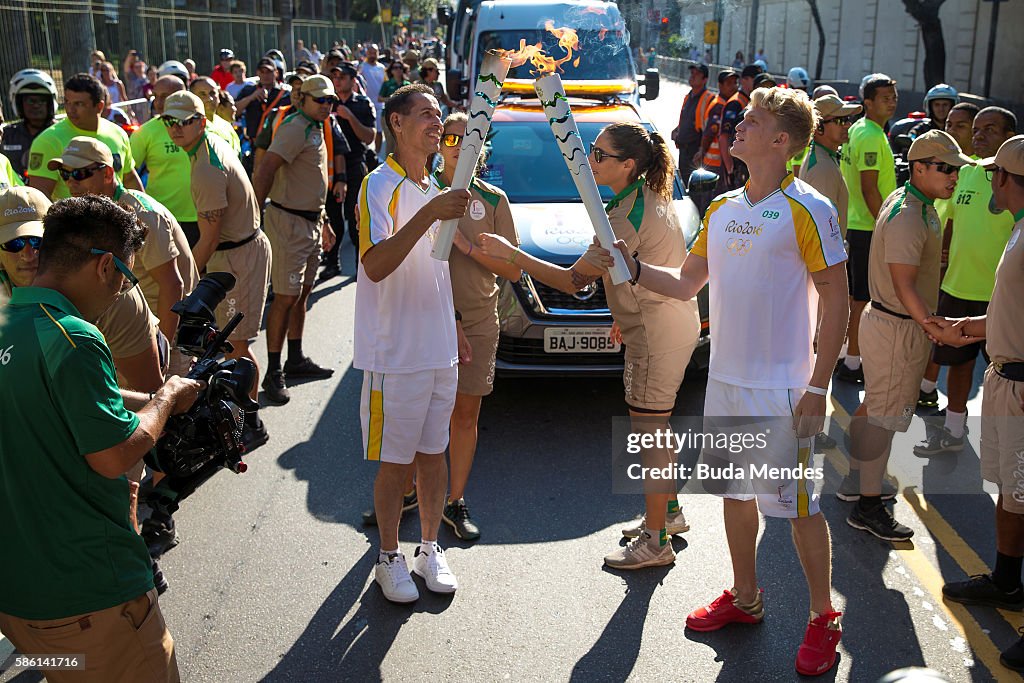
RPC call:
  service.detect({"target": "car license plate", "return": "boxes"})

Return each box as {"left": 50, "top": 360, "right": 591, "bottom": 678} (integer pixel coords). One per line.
{"left": 543, "top": 327, "right": 620, "bottom": 353}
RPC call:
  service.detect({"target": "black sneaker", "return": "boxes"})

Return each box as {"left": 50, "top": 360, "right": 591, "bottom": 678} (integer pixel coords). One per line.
{"left": 835, "top": 363, "right": 864, "bottom": 384}
{"left": 913, "top": 428, "right": 965, "bottom": 457}
{"left": 152, "top": 560, "right": 169, "bottom": 595}
{"left": 835, "top": 472, "right": 897, "bottom": 502}
{"left": 942, "top": 574, "right": 1024, "bottom": 610}
{"left": 262, "top": 369, "right": 290, "bottom": 404}
{"left": 242, "top": 418, "right": 269, "bottom": 453}
{"left": 815, "top": 432, "right": 837, "bottom": 451}
{"left": 847, "top": 502, "right": 914, "bottom": 541}
{"left": 1001, "top": 630, "right": 1024, "bottom": 672}
{"left": 362, "top": 489, "right": 419, "bottom": 526}
{"left": 283, "top": 356, "right": 335, "bottom": 379}
{"left": 442, "top": 498, "right": 481, "bottom": 541}
{"left": 917, "top": 388, "right": 939, "bottom": 408}
{"left": 317, "top": 265, "right": 341, "bottom": 283}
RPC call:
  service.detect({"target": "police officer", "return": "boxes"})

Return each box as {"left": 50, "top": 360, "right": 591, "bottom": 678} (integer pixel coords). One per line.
{"left": 321, "top": 61, "right": 377, "bottom": 279}
{"left": 910, "top": 84, "right": 959, "bottom": 139}
{"left": 163, "top": 91, "right": 272, "bottom": 449}
{"left": 2, "top": 69, "right": 57, "bottom": 179}
{"left": 251, "top": 75, "right": 338, "bottom": 404}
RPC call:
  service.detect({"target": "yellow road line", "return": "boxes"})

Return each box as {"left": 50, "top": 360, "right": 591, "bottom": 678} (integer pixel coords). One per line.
{"left": 826, "top": 397, "right": 1018, "bottom": 678}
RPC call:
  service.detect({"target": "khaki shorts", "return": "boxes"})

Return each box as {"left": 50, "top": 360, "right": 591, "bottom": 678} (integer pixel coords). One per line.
{"left": 0, "top": 589, "right": 179, "bottom": 683}
{"left": 458, "top": 328, "right": 498, "bottom": 396}
{"left": 980, "top": 366, "right": 1024, "bottom": 513}
{"left": 860, "top": 304, "right": 931, "bottom": 432}
{"left": 208, "top": 231, "right": 271, "bottom": 342}
{"left": 265, "top": 204, "right": 322, "bottom": 296}
{"left": 624, "top": 344, "right": 694, "bottom": 412}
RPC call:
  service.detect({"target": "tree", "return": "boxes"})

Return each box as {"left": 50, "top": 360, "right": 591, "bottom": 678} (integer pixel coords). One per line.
{"left": 902, "top": 0, "right": 948, "bottom": 87}
{"left": 806, "top": 0, "right": 825, "bottom": 81}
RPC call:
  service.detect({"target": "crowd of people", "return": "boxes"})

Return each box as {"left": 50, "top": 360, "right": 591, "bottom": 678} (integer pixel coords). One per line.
{"left": 0, "top": 34, "right": 1021, "bottom": 682}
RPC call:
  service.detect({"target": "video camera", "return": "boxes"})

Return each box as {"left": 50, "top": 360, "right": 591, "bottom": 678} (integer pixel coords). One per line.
{"left": 143, "top": 272, "right": 257, "bottom": 514}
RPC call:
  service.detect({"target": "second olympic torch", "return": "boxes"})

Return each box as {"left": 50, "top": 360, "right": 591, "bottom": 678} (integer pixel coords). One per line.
{"left": 534, "top": 73, "right": 631, "bottom": 285}
{"left": 431, "top": 51, "right": 512, "bottom": 261}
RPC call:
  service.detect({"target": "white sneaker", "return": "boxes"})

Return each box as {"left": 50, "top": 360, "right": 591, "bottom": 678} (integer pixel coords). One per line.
{"left": 621, "top": 510, "right": 690, "bottom": 538}
{"left": 375, "top": 551, "right": 419, "bottom": 603}
{"left": 604, "top": 532, "right": 676, "bottom": 569}
{"left": 412, "top": 543, "right": 458, "bottom": 594}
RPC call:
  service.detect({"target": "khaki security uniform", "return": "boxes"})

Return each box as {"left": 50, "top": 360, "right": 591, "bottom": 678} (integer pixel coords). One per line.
{"left": 265, "top": 110, "right": 328, "bottom": 296}
{"left": 799, "top": 142, "right": 849, "bottom": 237}
{"left": 981, "top": 216, "right": 1024, "bottom": 512}
{"left": 189, "top": 133, "right": 271, "bottom": 341}
{"left": 445, "top": 176, "right": 519, "bottom": 396}
{"left": 605, "top": 179, "right": 700, "bottom": 412}
{"left": 860, "top": 183, "right": 942, "bottom": 431}
{"left": 95, "top": 287, "right": 165, "bottom": 378}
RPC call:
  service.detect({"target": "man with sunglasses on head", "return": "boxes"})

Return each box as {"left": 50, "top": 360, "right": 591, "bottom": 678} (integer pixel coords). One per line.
{"left": 164, "top": 90, "right": 272, "bottom": 450}
{"left": 0, "top": 193, "right": 203, "bottom": 683}
{"left": 27, "top": 73, "right": 142, "bottom": 200}
{"left": 320, "top": 62, "right": 376, "bottom": 279}
{"left": 251, "top": 75, "right": 342, "bottom": 404}
{"left": 844, "top": 130, "right": 974, "bottom": 541}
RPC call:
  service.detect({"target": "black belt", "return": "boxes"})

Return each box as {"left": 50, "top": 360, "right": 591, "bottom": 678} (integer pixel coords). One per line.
{"left": 870, "top": 301, "right": 913, "bottom": 320}
{"left": 269, "top": 201, "right": 321, "bottom": 223}
{"left": 994, "top": 362, "right": 1024, "bottom": 382}
{"left": 216, "top": 231, "right": 259, "bottom": 251}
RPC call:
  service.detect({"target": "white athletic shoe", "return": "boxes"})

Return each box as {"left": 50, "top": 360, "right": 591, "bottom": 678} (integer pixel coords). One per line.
{"left": 375, "top": 551, "right": 419, "bottom": 603}
{"left": 412, "top": 543, "right": 458, "bottom": 594}
{"left": 604, "top": 532, "right": 676, "bottom": 569}
{"left": 621, "top": 510, "right": 690, "bottom": 538}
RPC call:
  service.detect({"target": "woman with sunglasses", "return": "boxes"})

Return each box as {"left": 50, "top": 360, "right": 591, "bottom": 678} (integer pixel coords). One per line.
{"left": 420, "top": 58, "right": 456, "bottom": 114}
{"left": 479, "top": 122, "right": 701, "bottom": 569}
{"left": 431, "top": 113, "right": 521, "bottom": 540}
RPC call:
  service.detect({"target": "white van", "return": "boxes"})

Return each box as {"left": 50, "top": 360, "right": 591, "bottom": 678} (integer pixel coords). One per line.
{"left": 438, "top": 0, "right": 659, "bottom": 105}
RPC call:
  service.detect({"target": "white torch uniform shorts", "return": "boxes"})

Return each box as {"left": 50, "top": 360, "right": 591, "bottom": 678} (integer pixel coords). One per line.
{"left": 360, "top": 367, "right": 458, "bottom": 464}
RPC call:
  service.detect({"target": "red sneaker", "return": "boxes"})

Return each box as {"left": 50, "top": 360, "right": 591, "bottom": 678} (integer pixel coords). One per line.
{"left": 686, "top": 589, "right": 764, "bottom": 632}
{"left": 796, "top": 611, "right": 843, "bottom": 676}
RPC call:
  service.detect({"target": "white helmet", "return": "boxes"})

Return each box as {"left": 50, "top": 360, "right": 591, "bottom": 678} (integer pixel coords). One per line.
{"left": 158, "top": 60, "right": 189, "bottom": 84}
{"left": 8, "top": 68, "right": 58, "bottom": 119}
{"left": 753, "top": 59, "right": 768, "bottom": 71}
{"left": 787, "top": 67, "right": 811, "bottom": 90}
{"left": 923, "top": 83, "right": 959, "bottom": 111}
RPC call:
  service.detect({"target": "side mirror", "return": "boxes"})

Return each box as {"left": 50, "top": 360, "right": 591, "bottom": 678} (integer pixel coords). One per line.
{"left": 446, "top": 68, "right": 469, "bottom": 103}
{"left": 687, "top": 167, "right": 720, "bottom": 217}
{"left": 437, "top": 4, "right": 452, "bottom": 26}
{"left": 640, "top": 68, "right": 660, "bottom": 101}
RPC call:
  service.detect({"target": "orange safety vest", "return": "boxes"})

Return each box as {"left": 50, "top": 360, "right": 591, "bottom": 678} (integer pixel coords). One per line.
{"left": 701, "top": 94, "right": 725, "bottom": 168}
{"left": 270, "top": 106, "right": 335, "bottom": 175}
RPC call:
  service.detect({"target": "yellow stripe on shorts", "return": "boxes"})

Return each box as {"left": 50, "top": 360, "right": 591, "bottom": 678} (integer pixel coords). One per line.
{"left": 365, "top": 372, "right": 385, "bottom": 461}
{"left": 797, "top": 440, "right": 811, "bottom": 517}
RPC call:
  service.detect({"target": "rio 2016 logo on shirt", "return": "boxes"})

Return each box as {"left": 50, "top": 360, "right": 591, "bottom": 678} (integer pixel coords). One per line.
{"left": 724, "top": 219, "right": 763, "bottom": 236}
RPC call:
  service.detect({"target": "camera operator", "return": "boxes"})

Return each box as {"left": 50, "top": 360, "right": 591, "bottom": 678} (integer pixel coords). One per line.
{"left": 164, "top": 91, "right": 271, "bottom": 449}
{"left": 0, "top": 194, "right": 203, "bottom": 683}
{"left": 57, "top": 136, "right": 199, "bottom": 377}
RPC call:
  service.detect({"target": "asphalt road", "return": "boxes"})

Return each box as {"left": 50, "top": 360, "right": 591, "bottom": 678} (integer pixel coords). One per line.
{"left": 1, "top": 79, "right": 1011, "bottom": 683}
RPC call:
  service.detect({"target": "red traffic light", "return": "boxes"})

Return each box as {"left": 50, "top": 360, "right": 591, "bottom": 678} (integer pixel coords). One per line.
{"left": 661, "top": 16, "right": 669, "bottom": 24}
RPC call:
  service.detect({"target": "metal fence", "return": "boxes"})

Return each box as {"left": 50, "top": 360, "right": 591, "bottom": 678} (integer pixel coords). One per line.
{"left": 0, "top": 0, "right": 376, "bottom": 111}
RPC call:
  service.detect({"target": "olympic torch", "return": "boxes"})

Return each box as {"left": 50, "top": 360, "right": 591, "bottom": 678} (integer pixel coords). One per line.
{"left": 431, "top": 51, "right": 512, "bottom": 261}
{"left": 534, "top": 73, "right": 631, "bottom": 284}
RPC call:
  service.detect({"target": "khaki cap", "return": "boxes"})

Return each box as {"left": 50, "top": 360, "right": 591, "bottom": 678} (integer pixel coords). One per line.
{"left": 162, "top": 91, "right": 205, "bottom": 121}
{"left": 979, "top": 135, "right": 1024, "bottom": 175}
{"left": 813, "top": 94, "right": 862, "bottom": 119}
{"left": 46, "top": 136, "right": 114, "bottom": 171}
{"left": 908, "top": 129, "right": 975, "bottom": 166}
{"left": 0, "top": 186, "right": 51, "bottom": 243}
{"left": 300, "top": 74, "right": 336, "bottom": 98}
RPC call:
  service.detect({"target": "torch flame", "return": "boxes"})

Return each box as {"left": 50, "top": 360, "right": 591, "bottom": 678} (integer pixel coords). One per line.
{"left": 494, "top": 22, "right": 583, "bottom": 76}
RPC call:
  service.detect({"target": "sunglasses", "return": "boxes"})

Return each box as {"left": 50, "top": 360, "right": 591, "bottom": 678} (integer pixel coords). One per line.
{"left": 985, "top": 167, "right": 1003, "bottom": 182}
{"left": 311, "top": 95, "right": 337, "bottom": 105}
{"left": 58, "top": 164, "right": 105, "bottom": 182}
{"left": 90, "top": 248, "right": 139, "bottom": 292}
{"left": 589, "top": 144, "right": 625, "bottom": 163}
{"left": 824, "top": 115, "right": 856, "bottom": 126}
{"left": 442, "top": 133, "right": 462, "bottom": 148}
{"left": 162, "top": 114, "right": 203, "bottom": 129}
{"left": 918, "top": 160, "right": 959, "bottom": 175}
{"left": 0, "top": 236, "right": 41, "bottom": 253}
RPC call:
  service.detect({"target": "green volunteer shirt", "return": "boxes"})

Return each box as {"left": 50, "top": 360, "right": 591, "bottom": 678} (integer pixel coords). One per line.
{"left": 0, "top": 152, "right": 23, "bottom": 189}
{"left": 841, "top": 117, "right": 896, "bottom": 232}
{"left": 130, "top": 116, "right": 198, "bottom": 222}
{"left": 0, "top": 287, "right": 152, "bottom": 620}
{"left": 941, "top": 164, "right": 1016, "bottom": 301}
{"left": 209, "top": 114, "right": 241, "bottom": 154}
{"left": 27, "top": 118, "right": 135, "bottom": 200}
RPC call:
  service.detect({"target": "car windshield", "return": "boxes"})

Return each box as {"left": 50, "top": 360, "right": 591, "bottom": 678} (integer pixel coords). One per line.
{"left": 480, "top": 120, "right": 681, "bottom": 203}
{"left": 476, "top": 29, "right": 633, "bottom": 82}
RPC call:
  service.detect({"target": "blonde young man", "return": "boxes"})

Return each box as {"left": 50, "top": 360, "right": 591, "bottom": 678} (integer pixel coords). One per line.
{"left": 844, "top": 131, "right": 974, "bottom": 541}
{"left": 594, "top": 87, "right": 850, "bottom": 676}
